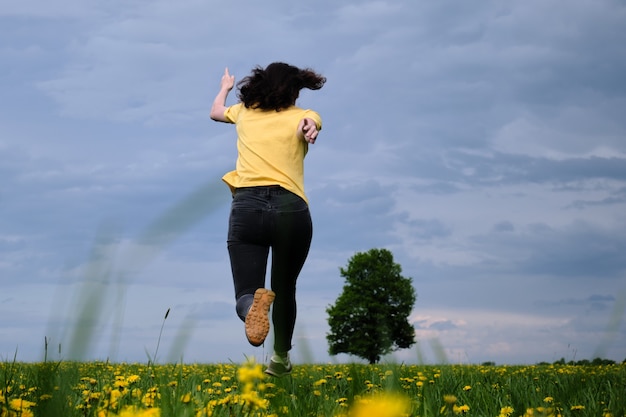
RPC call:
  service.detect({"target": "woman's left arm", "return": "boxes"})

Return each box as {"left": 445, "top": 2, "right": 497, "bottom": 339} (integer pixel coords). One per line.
{"left": 210, "top": 67, "right": 235, "bottom": 122}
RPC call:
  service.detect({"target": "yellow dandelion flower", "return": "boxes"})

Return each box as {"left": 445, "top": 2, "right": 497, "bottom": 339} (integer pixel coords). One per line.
{"left": 313, "top": 378, "right": 328, "bottom": 387}
{"left": 544, "top": 397, "right": 554, "bottom": 404}
{"left": 109, "top": 389, "right": 123, "bottom": 408}
{"left": 571, "top": 405, "right": 585, "bottom": 411}
{"left": 349, "top": 392, "right": 410, "bottom": 417}
{"left": 237, "top": 362, "right": 265, "bottom": 383}
{"left": 117, "top": 405, "right": 161, "bottom": 417}
{"left": 444, "top": 394, "right": 457, "bottom": 404}
{"left": 114, "top": 379, "right": 129, "bottom": 389}
{"left": 131, "top": 388, "right": 142, "bottom": 400}
{"left": 127, "top": 375, "right": 141, "bottom": 384}
{"left": 499, "top": 406, "right": 514, "bottom": 417}
{"left": 240, "top": 392, "right": 269, "bottom": 409}
{"left": 463, "top": 385, "right": 472, "bottom": 391}
{"left": 9, "top": 398, "right": 36, "bottom": 411}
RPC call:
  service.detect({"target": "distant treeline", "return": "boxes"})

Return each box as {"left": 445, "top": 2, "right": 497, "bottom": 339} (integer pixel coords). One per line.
{"left": 481, "top": 357, "right": 624, "bottom": 366}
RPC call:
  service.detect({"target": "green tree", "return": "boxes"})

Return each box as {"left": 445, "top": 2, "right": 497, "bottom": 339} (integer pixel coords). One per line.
{"left": 326, "top": 248, "right": 417, "bottom": 364}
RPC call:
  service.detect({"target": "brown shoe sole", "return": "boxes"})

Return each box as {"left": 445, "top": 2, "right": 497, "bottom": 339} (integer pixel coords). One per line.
{"left": 245, "top": 288, "right": 275, "bottom": 346}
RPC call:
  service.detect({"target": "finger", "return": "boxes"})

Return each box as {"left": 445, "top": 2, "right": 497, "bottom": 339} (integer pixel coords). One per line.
{"left": 224, "top": 67, "right": 230, "bottom": 76}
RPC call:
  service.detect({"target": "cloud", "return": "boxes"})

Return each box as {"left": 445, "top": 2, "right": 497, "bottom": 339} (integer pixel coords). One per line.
{"left": 414, "top": 316, "right": 461, "bottom": 332}
{"left": 567, "top": 186, "right": 626, "bottom": 209}
{"left": 534, "top": 294, "right": 616, "bottom": 312}
{"left": 311, "top": 180, "right": 404, "bottom": 251}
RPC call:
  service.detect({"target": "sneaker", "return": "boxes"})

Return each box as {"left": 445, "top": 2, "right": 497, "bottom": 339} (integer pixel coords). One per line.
{"left": 245, "top": 288, "right": 275, "bottom": 347}
{"left": 265, "top": 354, "right": 292, "bottom": 377}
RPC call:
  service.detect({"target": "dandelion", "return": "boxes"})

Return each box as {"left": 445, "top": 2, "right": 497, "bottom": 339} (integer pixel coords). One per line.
{"left": 313, "top": 378, "right": 328, "bottom": 387}
{"left": 463, "top": 385, "right": 472, "bottom": 391}
{"left": 116, "top": 405, "right": 161, "bottom": 417}
{"left": 108, "top": 388, "right": 124, "bottom": 409}
{"left": 81, "top": 376, "right": 98, "bottom": 386}
{"left": 9, "top": 398, "right": 36, "bottom": 417}
{"left": 240, "top": 391, "right": 270, "bottom": 410}
{"left": 349, "top": 392, "right": 411, "bottom": 417}
{"left": 543, "top": 397, "right": 554, "bottom": 404}
{"left": 141, "top": 387, "right": 160, "bottom": 408}
{"left": 127, "top": 375, "right": 141, "bottom": 384}
{"left": 499, "top": 406, "right": 514, "bottom": 417}
{"left": 444, "top": 395, "right": 457, "bottom": 404}
{"left": 336, "top": 397, "right": 349, "bottom": 407}
{"left": 237, "top": 360, "right": 265, "bottom": 383}
{"left": 440, "top": 394, "right": 459, "bottom": 416}
{"left": 114, "top": 379, "right": 129, "bottom": 389}
{"left": 571, "top": 405, "right": 585, "bottom": 411}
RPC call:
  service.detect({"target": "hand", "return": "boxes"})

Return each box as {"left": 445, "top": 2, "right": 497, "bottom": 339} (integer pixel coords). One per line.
{"left": 221, "top": 67, "right": 235, "bottom": 91}
{"left": 301, "top": 118, "right": 319, "bottom": 144}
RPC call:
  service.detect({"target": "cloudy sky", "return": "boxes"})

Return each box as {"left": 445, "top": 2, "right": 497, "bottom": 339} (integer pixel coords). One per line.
{"left": 2, "top": 0, "right": 625, "bottom": 366}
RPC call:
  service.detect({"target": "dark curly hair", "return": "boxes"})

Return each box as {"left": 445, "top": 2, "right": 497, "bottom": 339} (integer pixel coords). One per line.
{"left": 237, "top": 62, "right": 326, "bottom": 111}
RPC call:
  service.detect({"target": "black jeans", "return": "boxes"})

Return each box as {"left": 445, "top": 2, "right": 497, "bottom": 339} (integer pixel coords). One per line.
{"left": 227, "top": 185, "right": 312, "bottom": 353}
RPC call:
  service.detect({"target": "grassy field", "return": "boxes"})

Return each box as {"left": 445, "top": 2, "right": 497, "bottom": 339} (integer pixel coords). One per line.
{"left": 1, "top": 358, "right": 624, "bottom": 417}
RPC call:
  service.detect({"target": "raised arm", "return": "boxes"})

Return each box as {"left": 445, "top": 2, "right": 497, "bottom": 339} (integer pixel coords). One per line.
{"left": 210, "top": 67, "right": 235, "bottom": 122}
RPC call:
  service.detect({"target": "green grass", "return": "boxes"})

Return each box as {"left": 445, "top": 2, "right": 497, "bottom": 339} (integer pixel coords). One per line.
{"left": 1, "top": 359, "right": 625, "bottom": 417}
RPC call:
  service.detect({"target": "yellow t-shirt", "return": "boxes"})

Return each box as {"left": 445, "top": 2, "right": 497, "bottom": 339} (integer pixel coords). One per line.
{"left": 222, "top": 103, "right": 322, "bottom": 203}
